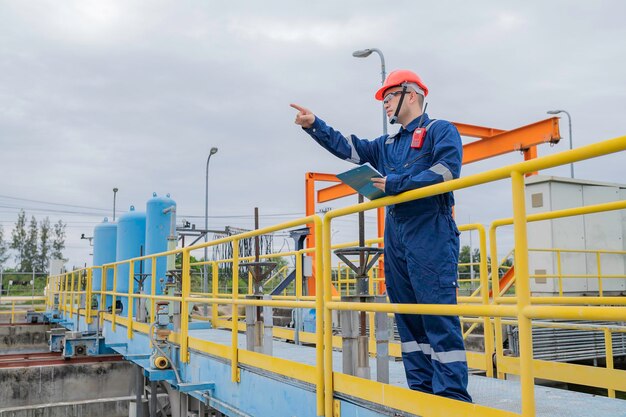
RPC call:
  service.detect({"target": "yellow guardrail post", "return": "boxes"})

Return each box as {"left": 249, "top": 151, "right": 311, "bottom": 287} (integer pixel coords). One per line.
{"left": 556, "top": 250, "right": 563, "bottom": 296}
{"left": 489, "top": 224, "right": 508, "bottom": 379}
{"left": 52, "top": 276, "right": 56, "bottom": 308}
{"left": 112, "top": 265, "right": 118, "bottom": 331}
{"left": 66, "top": 272, "right": 70, "bottom": 315}
{"left": 295, "top": 250, "right": 303, "bottom": 299}
{"left": 86, "top": 268, "right": 93, "bottom": 324}
{"left": 66, "top": 273, "right": 70, "bottom": 313}
{"left": 511, "top": 171, "right": 535, "bottom": 417}
{"left": 150, "top": 256, "right": 157, "bottom": 325}
{"left": 181, "top": 249, "right": 191, "bottom": 363}
{"left": 476, "top": 224, "right": 495, "bottom": 377}
{"left": 127, "top": 261, "right": 135, "bottom": 340}
{"left": 322, "top": 215, "right": 334, "bottom": 417}
{"left": 363, "top": 265, "right": 373, "bottom": 346}
{"left": 596, "top": 251, "right": 603, "bottom": 296}
{"left": 10, "top": 301, "right": 15, "bottom": 324}
{"left": 101, "top": 266, "right": 107, "bottom": 328}
{"left": 63, "top": 272, "right": 69, "bottom": 314}
{"left": 231, "top": 239, "right": 240, "bottom": 383}
{"left": 211, "top": 261, "right": 219, "bottom": 328}
{"left": 100, "top": 266, "right": 106, "bottom": 314}
{"left": 45, "top": 276, "right": 50, "bottom": 308}
{"left": 312, "top": 216, "right": 324, "bottom": 417}
{"left": 604, "top": 328, "right": 615, "bottom": 398}
{"left": 70, "top": 271, "right": 76, "bottom": 318}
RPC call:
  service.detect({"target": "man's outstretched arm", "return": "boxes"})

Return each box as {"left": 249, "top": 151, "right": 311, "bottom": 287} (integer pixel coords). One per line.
{"left": 290, "top": 103, "right": 380, "bottom": 166}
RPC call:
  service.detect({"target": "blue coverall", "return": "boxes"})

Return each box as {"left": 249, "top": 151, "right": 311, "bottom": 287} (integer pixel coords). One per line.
{"left": 303, "top": 113, "right": 472, "bottom": 402}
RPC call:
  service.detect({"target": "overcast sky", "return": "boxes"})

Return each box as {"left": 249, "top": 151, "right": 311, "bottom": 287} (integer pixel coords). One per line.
{"left": 0, "top": 0, "right": 624, "bottom": 269}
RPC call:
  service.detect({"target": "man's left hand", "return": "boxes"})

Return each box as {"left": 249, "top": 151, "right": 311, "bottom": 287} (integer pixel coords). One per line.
{"left": 371, "top": 177, "right": 386, "bottom": 192}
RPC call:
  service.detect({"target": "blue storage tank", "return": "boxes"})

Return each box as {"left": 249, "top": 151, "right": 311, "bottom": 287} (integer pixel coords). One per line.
{"left": 145, "top": 193, "right": 176, "bottom": 298}
{"left": 116, "top": 205, "right": 146, "bottom": 316}
{"left": 303, "top": 308, "right": 316, "bottom": 333}
{"left": 92, "top": 218, "right": 117, "bottom": 310}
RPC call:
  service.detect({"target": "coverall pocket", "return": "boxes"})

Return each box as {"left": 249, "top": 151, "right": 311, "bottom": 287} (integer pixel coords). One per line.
{"left": 418, "top": 263, "right": 457, "bottom": 289}
{"left": 438, "top": 274, "right": 458, "bottom": 288}
{"left": 404, "top": 152, "right": 431, "bottom": 176}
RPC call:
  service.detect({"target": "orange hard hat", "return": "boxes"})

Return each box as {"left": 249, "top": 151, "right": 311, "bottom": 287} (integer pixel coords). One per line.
{"left": 375, "top": 69, "right": 429, "bottom": 100}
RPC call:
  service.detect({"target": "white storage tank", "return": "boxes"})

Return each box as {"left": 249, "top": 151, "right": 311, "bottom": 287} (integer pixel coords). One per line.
{"left": 525, "top": 176, "right": 625, "bottom": 296}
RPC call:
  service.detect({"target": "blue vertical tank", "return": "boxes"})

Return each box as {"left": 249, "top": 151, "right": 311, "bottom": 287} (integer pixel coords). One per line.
{"left": 92, "top": 218, "right": 117, "bottom": 310}
{"left": 116, "top": 205, "right": 146, "bottom": 316}
{"left": 145, "top": 193, "right": 176, "bottom": 298}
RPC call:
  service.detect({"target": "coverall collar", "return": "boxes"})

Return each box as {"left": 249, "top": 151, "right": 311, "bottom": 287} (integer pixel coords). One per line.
{"left": 403, "top": 112, "right": 430, "bottom": 132}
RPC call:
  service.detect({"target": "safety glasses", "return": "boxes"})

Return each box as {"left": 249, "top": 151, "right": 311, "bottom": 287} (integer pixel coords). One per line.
{"left": 383, "top": 90, "right": 406, "bottom": 104}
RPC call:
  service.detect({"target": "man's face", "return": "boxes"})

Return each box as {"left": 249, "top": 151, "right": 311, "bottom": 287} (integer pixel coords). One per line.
{"left": 383, "top": 87, "right": 411, "bottom": 120}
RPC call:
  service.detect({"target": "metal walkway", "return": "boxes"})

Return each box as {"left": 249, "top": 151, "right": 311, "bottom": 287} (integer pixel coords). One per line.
{"left": 94, "top": 313, "right": 626, "bottom": 417}
{"left": 187, "top": 328, "right": 625, "bottom": 417}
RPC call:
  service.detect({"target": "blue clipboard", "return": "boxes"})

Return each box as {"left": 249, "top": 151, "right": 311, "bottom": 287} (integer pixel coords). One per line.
{"left": 336, "top": 165, "right": 387, "bottom": 200}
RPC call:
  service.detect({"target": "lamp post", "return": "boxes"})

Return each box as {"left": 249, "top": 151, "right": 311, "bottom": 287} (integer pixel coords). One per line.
{"left": 353, "top": 48, "right": 387, "bottom": 135}
{"left": 547, "top": 110, "right": 574, "bottom": 178}
{"left": 203, "top": 147, "right": 218, "bottom": 314}
{"left": 112, "top": 188, "right": 119, "bottom": 221}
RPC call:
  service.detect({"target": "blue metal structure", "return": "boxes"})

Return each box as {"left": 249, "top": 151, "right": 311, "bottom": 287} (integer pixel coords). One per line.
{"left": 115, "top": 206, "right": 146, "bottom": 316}
{"left": 145, "top": 193, "right": 176, "bottom": 298}
{"left": 93, "top": 217, "right": 117, "bottom": 310}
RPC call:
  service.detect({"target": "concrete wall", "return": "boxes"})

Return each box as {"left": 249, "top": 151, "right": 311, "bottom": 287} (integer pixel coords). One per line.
{"left": 0, "top": 361, "right": 134, "bottom": 409}
{"left": 0, "top": 397, "right": 130, "bottom": 417}
{"left": 0, "top": 324, "right": 50, "bottom": 353}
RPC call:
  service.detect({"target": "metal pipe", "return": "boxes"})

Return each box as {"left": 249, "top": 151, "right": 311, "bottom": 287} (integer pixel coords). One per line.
{"left": 353, "top": 48, "right": 387, "bottom": 135}
{"left": 204, "top": 147, "right": 219, "bottom": 317}
{"left": 113, "top": 188, "right": 118, "bottom": 221}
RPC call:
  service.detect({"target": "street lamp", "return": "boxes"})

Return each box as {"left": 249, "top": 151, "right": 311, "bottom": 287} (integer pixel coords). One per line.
{"left": 112, "top": 188, "right": 119, "bottom": 221}
{"left": 353, "top": 48, "right": 387, "bottom": 135}
{"left": 547, "top": 110, "right": 574, "bottom": 178}
{"left": 203, "top": 147, "right": 218, "bottom": 313}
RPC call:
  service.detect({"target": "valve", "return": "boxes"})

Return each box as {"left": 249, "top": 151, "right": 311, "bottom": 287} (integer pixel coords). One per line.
{"left": 153, "top": 356, "right": 170, "bottom": 370}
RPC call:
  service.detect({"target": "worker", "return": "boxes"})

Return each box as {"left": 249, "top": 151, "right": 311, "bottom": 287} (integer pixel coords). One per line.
{"left": 290, "top": 69, "right": 472, "bottom": 402}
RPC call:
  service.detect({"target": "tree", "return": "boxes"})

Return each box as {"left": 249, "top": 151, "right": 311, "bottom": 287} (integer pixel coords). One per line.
{"left": 458, "top": 245, "right": 481, "bottom": 277}
{"left": 51, "top": 219, "right": 67, "bottom": 262}
{"left": 0, "top": 225, "right": 9, "bottom": 266}
{"left": 10, "top": 210, "right": 27, "bottom": 270}
{"left": 38, "top": 217, "right": 52, "bottom": 273}
{"left": 22, "top": 216, "right": 39, "bottom": 272}
{"left": 458, "top": 244, "right": 513, "bottom": 281}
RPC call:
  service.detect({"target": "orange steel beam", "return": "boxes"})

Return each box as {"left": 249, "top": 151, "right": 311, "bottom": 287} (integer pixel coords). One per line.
{"left": 453, "top": 122, "right": 506, "bottom": 139}
{"left": 318, "top": 182, "right": 353, "bottom": 203}
{"left": 461, "top": 117, "right": 560, "bottom": 164}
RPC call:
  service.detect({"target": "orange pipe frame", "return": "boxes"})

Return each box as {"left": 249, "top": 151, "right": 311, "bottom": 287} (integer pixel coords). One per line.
{"left": 304, "top": 117, "right": 561, "bottom": 295}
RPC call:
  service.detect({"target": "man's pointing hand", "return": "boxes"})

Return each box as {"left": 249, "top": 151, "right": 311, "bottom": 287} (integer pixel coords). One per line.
{"left": 290, "top": 103, "right": 315, "bottom": 129}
